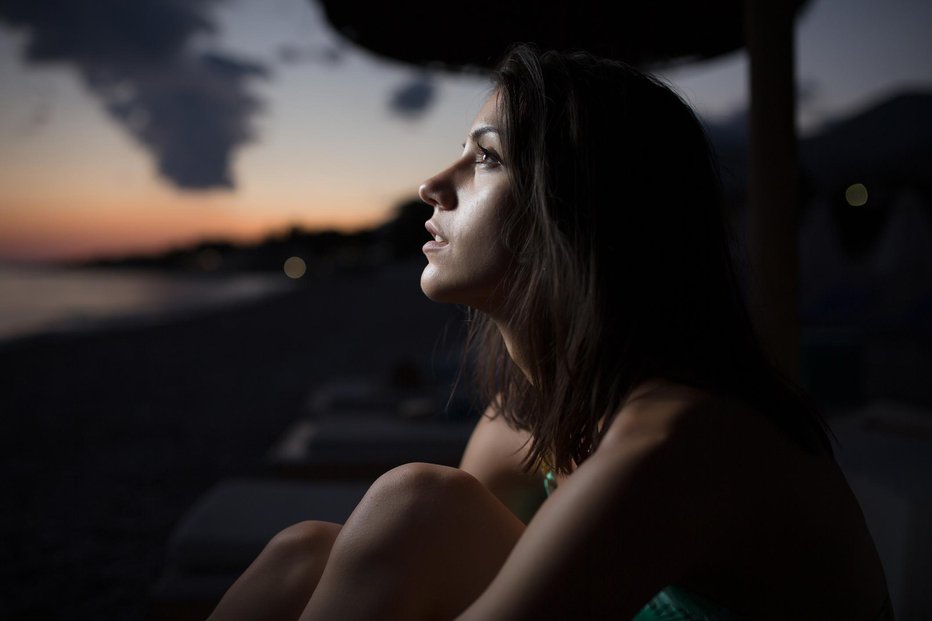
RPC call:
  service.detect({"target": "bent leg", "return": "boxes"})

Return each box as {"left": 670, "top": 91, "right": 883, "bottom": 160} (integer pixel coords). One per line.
{"left": 209, "top": 520, "right": 342, "bottom": 621}
{"left": 300, "top": 463, "right": 526, "bottom": 621}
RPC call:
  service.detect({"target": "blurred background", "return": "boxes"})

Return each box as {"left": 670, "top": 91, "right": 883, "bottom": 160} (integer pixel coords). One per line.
{"left": 1, "top": 0, "right": 930, "bottom": 619}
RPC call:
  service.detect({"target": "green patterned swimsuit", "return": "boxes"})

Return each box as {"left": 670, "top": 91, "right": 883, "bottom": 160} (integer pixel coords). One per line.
{"left": 541, "top": 472, "right": 894, "bottom": 620}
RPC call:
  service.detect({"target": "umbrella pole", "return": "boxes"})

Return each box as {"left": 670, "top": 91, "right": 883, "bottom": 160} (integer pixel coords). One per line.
{"left": 744, "top": 0, "right": 801, "bottom": 381}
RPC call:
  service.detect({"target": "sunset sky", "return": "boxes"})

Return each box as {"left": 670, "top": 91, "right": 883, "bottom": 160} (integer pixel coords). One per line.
{"left": 1, "top": 0, "right": 930, "bottom": 263}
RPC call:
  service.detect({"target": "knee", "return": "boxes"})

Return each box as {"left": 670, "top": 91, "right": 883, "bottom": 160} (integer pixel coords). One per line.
{"left": 312, "top": 464, "right": 519, "bottom": 619}
{"left": 263, "top": 520, "right": 341, "bottom": 566}
{"left": 379, "top": 461, "right": 477, "bottom": 490}
{"left": 372, "top": 462, "right": 480, "bottom": 512}
{"left": 210, "top": 521, "right": 342, "bottom": 620}
{"left": 349, "top": 463, "right": 482, "bottom": 539}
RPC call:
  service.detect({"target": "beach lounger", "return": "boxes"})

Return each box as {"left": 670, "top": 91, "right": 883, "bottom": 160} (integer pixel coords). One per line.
{"left": 153, "top": 371, "right": 477, "bottom": 617}
{"left": 268, "top": 415, "right": 475, "bottom": 478}
{"left": 151, "top": 477, "right": 371, "bottom": 620}
{"left": 268, "top": 374, "right": 477, "bottom": 479}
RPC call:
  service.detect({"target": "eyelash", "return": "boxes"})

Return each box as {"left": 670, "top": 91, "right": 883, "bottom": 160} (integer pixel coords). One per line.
{"left": 462, "top": 143, "right": 500, "bottom": 167}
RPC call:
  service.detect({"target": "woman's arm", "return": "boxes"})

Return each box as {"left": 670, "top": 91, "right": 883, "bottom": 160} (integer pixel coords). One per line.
{"left": 456, "top": 393, "right": 740, "bottom": 620}
{"left": 459, "top": 406, "right": 548, "bottom": 524}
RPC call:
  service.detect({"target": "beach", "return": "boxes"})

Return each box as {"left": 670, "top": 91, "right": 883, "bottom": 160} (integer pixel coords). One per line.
{"left": 3, "top": 262, "right": 931, "bottom": 620}
{"left": 0, "top": 264, "right": 466, "bottom": 619}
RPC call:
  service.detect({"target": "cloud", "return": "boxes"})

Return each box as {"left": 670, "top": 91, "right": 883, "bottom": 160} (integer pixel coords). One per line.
{"left": 0, "top": 0, "right": 269, "bottom": 191}
{"left": 277, "top": 43, "right": 343, "bottom": 66}
{"left": 96, "top": 52, "right": 268, "bottom": 189}
{"left": 388, "top": 73, "right": 435, "bottom": 118}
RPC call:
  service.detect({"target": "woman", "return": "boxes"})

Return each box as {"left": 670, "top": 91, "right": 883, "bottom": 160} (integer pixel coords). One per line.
{"left": 210, "top": 45, "right": 892, "bottom": 620}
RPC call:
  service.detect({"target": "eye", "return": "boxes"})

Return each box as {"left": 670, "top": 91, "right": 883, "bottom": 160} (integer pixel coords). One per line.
{"left": 474, "top": 145, "right": 501, "bottom": 167}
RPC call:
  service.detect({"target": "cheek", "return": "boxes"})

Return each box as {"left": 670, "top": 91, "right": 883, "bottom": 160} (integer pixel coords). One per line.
{"left": 420, "top": 228, "right": 509, "bottom": 306}
{"left": 458, "top": 192, "right": 512, "bottom": 280}
{"left": 462, "top": 184, "right": 509, "bottom": 246}
{"left": 419, "top": 181, "right": 513, "bottom": 307}
{"left": 460, "top": 204, "right": 503, "bottom": 250}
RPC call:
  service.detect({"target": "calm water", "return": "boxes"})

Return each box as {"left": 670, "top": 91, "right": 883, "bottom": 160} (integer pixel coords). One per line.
{"left": 0, "top": 265, "right": 290, "bottom": 341}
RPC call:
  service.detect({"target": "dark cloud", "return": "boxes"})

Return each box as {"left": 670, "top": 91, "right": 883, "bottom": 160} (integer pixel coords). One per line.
{"left": 277, "top": 43, "right": 343, "bottom": 65}
{"left": 388, "top": 73, "right": 435, "bottom": 118}
{"left": 0, "top": 0, "right": 268, "bottom": 191}
{"left": 96, "top": 52, "right": 267, "bottom": 189}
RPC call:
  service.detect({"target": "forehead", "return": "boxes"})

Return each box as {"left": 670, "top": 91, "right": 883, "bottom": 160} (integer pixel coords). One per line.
{"left": 471, "top": 91, "right": 503, "bottom": 132}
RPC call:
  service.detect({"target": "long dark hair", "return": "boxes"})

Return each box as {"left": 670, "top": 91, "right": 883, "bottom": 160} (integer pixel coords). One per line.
{"left": 468, "top": 44, "right": 833, "bottom": 474}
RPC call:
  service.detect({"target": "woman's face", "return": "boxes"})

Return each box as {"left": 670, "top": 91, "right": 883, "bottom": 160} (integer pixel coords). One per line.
{"left": 419, "top": 92, "right": 513, "bottom": 312}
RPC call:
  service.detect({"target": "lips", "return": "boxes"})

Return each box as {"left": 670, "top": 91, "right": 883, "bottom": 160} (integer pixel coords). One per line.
{"left": 423, "top": 220, "right": 449, "bottom": 252}
{"left": 425, "top": 220, "right": 447, "bottom": 242}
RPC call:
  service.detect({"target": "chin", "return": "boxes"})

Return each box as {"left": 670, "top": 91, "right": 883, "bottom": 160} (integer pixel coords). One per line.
{"left": 420, "top": 268, "right": 457, "bottom": 304}
{"left": 419, "top": 267, "right": 471, "bottom": 306}
{"left": 420, "top": 264, "right": 504, "bottom": 311}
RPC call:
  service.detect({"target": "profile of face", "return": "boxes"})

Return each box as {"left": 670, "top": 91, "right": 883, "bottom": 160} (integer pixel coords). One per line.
{"left": 419, "top": 92, "right": 513, "bottom": 313}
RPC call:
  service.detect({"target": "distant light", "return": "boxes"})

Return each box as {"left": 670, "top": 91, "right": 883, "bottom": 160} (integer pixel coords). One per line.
{"left": 845, "top": 183, "right": 868, "bottom": 207}
{"left": 283, "top": 256, "right": 306, "bottom": 279}
{"left": 197, "top": 248, "right": 222, "bottom": 271}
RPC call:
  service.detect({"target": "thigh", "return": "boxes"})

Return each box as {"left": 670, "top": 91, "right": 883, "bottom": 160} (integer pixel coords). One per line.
{"left": 301, "top": 463, "right": 526, "bottom": 621}
{"left": 209, "top": 520, "right": 342, "bottom": 621}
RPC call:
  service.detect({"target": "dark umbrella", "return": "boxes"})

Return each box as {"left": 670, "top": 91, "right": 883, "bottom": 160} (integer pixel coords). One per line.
{"left": 321, "top": 1, "right": 769, "bottom": 69}
{"left": 318, "top": 0, "right": 808, "bottom": 378}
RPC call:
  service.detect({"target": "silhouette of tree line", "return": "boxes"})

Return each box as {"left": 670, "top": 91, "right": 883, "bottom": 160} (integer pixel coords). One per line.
{"left": 87, "top": 198, "right": 432, "bottom": 274}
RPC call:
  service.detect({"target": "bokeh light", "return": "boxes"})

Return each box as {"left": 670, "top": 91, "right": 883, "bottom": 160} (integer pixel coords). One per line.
{"left": 283, "top": 256, "right": 307, "bottom": 279}
{"left": 845, "top": 183, "right": 869, "bottom": 206}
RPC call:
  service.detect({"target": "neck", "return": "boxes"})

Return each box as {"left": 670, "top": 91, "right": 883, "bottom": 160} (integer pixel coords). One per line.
{"left": 491, "top": 317, "right": 533, "bottom": 384}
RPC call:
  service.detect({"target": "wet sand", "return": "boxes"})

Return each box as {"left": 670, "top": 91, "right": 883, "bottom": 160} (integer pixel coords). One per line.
{"left": 0, "top": 265, "right": 465, "bottom": 619}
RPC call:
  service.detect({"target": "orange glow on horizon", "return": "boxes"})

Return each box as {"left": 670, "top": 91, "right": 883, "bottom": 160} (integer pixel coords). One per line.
{"left": 0, "top": 112, "right": 419, "bottom": 263}
{"left": 0, "top": 195, "right": 393, "bottom": 263}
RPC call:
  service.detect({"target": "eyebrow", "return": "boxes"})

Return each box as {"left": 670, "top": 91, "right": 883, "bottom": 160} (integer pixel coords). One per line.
{"left": 469, "top": 125, "right": 500, "bottom": 142}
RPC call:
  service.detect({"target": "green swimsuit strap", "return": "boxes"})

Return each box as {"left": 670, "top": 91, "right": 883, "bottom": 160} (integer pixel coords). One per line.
{"left": 633, "top": 587, "right": 747, "bottom": 621}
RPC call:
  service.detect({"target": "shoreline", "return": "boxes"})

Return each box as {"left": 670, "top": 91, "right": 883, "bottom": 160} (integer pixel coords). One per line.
{"left": 0, "top": 265, "right": 294, "bottom": 346}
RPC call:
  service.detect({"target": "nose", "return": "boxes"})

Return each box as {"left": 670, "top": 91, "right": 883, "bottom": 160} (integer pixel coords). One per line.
{"left": 418, "top": 166, "right": 457, "bottom": 211}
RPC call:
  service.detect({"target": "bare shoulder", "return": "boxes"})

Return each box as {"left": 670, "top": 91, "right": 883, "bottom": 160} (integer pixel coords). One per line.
{"left": 594, "top": 381, "right": 888, "bottom": 619}
{"left": 602, "top": 380, "right": 715, "bottom": 440}
{"left": 600, "top": 379, "right": 787, "bottom": 473}
{"left": 596, "top": 379, "right": 755, "bottom": 505}
{"left": 593, "top": 380, "right": 773, "bottom": 552}
{"left": 599, "top": 380, "right": 740, "bottom": 467}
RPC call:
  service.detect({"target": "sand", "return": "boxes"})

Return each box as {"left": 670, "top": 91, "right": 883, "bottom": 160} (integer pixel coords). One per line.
{"left": 0, "top": 264, "right": 466, "bottom": 619}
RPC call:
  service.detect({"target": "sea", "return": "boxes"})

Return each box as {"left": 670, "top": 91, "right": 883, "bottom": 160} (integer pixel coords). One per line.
{"left": 0, "top": 264, "right": 290, "bottom": 342}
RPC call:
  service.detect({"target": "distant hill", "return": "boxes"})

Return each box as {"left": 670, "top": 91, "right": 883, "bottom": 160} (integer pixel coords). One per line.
{"left": 705, "top": 90, "right": 932, "bottom": 201}
{"left": 86, "top": 198, "right": 432, "bottom": 273}
{"left": 800, "top": 92, "right": 932, "bottom": 193}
